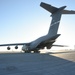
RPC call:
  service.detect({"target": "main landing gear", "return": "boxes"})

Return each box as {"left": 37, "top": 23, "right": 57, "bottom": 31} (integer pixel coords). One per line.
{"left": 24, "top": 50, "right": 40, "bottom": 53}
{"left": 34, "top": 50, "right": 40, "bottom": 53}
{"left": 24, "top": 50, "right": 31, "bottom": 53}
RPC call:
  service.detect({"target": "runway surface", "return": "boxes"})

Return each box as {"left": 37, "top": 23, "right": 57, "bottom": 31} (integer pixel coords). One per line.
{"left": 0, "top": 50, "right": 75, "bottom": 75}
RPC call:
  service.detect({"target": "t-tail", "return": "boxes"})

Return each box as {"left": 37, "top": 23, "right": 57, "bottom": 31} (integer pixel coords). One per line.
{"left": 40, "top": 2, "right": 75, "bottom": 37}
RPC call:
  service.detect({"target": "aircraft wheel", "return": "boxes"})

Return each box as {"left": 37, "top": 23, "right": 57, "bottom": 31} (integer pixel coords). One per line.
{"left": 34, "top": 50, "right": 40, "bottom": 53}
{"left": 24, "top": 51, "right": 31, "bottom": 53}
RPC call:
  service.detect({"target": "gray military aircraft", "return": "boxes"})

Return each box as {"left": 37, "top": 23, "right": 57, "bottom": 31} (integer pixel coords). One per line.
{"left": 0, "top": 2, "right": 75, "bottom": 53}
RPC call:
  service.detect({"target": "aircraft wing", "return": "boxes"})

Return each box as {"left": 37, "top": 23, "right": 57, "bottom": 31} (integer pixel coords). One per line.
{"left": 52, "top": 44, "right": 68, "bottom": 47}
{"left": 36, "top": 38, "right": 67, "bottom": 49}
{"left": 0, "top": 43, "right": 30, "bottom": 46}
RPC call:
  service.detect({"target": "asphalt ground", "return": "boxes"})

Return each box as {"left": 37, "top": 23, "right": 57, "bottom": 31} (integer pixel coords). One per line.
{"left": 0, "top": 50, "right": 75, "bottom": 75}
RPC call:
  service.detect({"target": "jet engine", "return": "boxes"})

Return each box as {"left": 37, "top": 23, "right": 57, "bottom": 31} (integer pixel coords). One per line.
{"left": 15, "top": 45, "right": 18, "bottom": 49}
{"left": 7, "top": 46, "right": 11, "bottom": 50}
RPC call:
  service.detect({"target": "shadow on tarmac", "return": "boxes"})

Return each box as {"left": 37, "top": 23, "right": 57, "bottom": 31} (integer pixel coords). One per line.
{"left": 46, "top": 51, "right": 75, "bottom": 54}
{"left": 0, "top": 52, "right": 75, "bottom": 75}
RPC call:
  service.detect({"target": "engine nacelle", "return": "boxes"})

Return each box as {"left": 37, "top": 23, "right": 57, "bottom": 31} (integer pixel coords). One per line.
{"left": 22, "top": 45, "right": 29, "bottom": 51}
{"left": 15, "top": 46, "right": 18, "bottom": 49}
{"left": 7, "top": 46, "right": 11, "bottom": 50}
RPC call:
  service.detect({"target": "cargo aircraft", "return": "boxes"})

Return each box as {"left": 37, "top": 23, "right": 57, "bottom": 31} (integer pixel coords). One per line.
{"left": 0, "top": 2, "right": 75, "bottom": 53}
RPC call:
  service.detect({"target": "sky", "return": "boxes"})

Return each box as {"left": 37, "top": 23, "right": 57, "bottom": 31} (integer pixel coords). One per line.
{"left": 0, "top": 0, "right": 75, "bottom": 51}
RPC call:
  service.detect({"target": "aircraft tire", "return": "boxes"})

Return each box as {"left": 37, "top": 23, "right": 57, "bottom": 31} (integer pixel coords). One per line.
{"left": 34, "top": 50, "right": 40, "bottom": 53}
{"left": 24, "top": 51, "right": 31, "bottom": 53}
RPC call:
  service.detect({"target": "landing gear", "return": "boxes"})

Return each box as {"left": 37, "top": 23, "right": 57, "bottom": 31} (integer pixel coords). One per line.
{"left": 24, "top": 50, "right": 31, "bottom": 53}
{"left": 34, "top": 50, "right": 40, "bottom": 53}
{"left": 23, "top": 50, "right": 40, "bottom": 53}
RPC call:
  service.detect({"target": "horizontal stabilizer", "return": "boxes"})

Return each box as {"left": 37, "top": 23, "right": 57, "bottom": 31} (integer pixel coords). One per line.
{"left": 62, "top": 10, "right": 75, "bottom": 14}
{"left": 40, "top": 2, "right": 75, "bottom": 14}
{"left": 40, "top": 2, "right": 59, "bottom": 14}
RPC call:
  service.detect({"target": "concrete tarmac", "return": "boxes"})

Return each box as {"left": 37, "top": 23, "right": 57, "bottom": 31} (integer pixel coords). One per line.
{"left": 0, "top": 51, "right": 75, "bottom": 75}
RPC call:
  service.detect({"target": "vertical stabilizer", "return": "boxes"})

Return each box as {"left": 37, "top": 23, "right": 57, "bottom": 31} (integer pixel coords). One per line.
{"left": 48, "top": 11, "right": 62, "bottom": 36}
{"left": 40, "top": 2, "right": 66, "bottom": 37}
